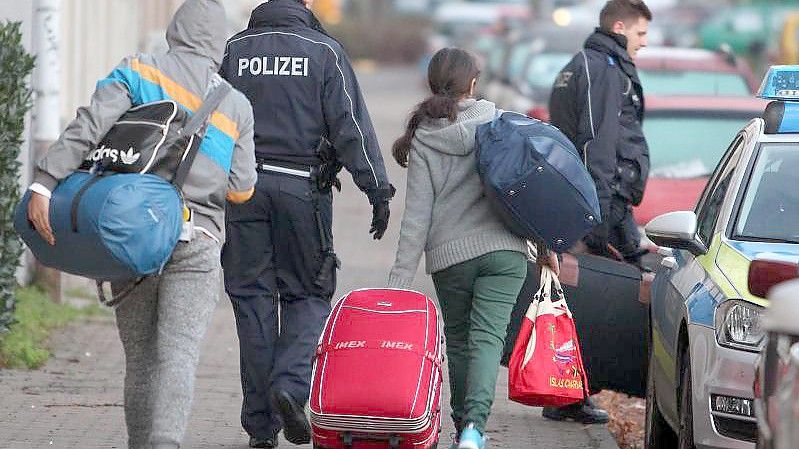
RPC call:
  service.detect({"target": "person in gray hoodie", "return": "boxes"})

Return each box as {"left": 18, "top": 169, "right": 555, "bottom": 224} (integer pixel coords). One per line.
{"left": 25, "top": 1, "right": 257, "bottom": 448}
{"left": 387, "top": 48, "right": 559, "bottom": 449}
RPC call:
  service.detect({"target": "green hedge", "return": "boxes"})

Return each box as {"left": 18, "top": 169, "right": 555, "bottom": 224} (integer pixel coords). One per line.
{"left": 0, "top": 22, "right": 35, "bottom": 333}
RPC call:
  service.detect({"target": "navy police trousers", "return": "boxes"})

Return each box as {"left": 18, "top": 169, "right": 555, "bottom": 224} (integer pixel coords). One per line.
{"left": 222, "top": 169, "right": 336, "bottom": 440}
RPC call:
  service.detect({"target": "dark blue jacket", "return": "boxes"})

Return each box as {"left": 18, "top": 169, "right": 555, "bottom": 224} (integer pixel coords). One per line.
{"left": 549, "top": 30, "right": 649, "bottom": 217}
{"left": 219, "top": 0, "right": 392, "bottom": 202}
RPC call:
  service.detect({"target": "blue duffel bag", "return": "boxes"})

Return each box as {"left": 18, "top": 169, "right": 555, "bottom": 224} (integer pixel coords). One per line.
{"left": 14, "top": 171, "right": 183, "bottom": 280}
{"left": 14, "top": 79, "right": 232, "bottom": 283}
{"left": 476, "top": 112, "right": 601, "bottom": 253}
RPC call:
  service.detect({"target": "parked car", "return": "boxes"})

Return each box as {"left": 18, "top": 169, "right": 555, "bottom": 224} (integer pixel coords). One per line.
{"left": 699, "top": 4, "right": 798, "bottom": 61}
{"left": 505, "top": 24, "right": 588, "bottom": 119}
{"left": 644, "top": 66, "right": 799, "bottom": 449}
{"left": 431, "top": 1, "right": 530, "bottom": 49}
{"left": 634, "top": 95, "right": 767, "bottom": 225}
{"left": 646, "top": 3, "right": 716, "bottom": 48}
{"left": 484, "top": 39, "right": 539, "bottom": 109}
{"left": 477, "top": 22, "right": 587, "bottom": 117}
{"left": 637, "top": 47, "right": 759, "bottom": 97}
{"left": 751, "top": 259, "right": 799, "bottom": 449}
{"left": 509, "top": 50, "right": 574, "bottom": 121}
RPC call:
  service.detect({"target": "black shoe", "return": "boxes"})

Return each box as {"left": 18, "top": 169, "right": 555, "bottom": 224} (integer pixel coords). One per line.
{"left": 271, "top": 389, "right": 312, "bottom": 445}
{"left": 249, "top": 435, "right": 278, "bottom": 448}
{"left": 542, "top": 399, "right": 610, "bottom": 424}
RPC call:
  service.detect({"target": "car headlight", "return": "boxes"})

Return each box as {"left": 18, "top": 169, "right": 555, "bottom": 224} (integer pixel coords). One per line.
{"left": 715, "top": 300, "right": 765, "bottom": 352}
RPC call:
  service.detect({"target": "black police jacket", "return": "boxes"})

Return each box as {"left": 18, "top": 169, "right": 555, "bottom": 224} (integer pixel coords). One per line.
{"left": 219, "top": 0, "right": 392, "bottom": 203}
{"left": 549, "top": 30, "right": 649, "bottom": 216}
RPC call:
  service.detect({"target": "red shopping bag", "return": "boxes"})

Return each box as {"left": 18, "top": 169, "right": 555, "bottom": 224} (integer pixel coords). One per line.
{"left": 508, "top": 266, "right": 589, "bottom": 407}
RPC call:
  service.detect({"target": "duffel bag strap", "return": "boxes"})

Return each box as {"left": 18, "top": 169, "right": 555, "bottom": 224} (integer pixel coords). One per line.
{"left": 96, "top": 278, "right": 145, "bottom": 308}
{"left": 171, "top": 76, "right": 232, "bottom": 190}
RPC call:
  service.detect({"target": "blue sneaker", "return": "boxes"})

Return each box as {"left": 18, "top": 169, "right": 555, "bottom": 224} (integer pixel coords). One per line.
{"left": 457, "top": 424, "right": 485, "bottom": 449}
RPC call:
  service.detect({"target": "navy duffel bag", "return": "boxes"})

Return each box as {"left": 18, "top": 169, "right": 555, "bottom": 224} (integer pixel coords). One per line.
{"left": 476, "top": 112, "right": 601, "bottom": 253}
{"left": 15, "top": 171, "right": 183, "bottom": 280}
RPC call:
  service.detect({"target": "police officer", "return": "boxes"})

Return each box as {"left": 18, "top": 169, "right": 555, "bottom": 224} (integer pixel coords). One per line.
{"left": 547, "top": 0, "right": 652, "bottom": 423}
{"left": 550, "top": 0, "right": 651, "bottom": 266}
{"left": 219, "top": 1, "right": 394, "bottom": 447}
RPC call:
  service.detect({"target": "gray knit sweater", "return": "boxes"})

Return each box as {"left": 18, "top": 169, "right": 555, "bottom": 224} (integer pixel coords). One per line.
{"left": 387, "top": 99, "right": 527, "bottom": 289}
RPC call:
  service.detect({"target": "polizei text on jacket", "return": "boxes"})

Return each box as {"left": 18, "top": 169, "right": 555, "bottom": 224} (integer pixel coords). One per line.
{"left": 238, "top": 56, "right": 310, "bottom": 77}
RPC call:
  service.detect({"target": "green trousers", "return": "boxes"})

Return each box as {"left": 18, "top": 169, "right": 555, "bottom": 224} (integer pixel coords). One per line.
{"left": 432, "top": 250, "right": 527, "bottom": 434}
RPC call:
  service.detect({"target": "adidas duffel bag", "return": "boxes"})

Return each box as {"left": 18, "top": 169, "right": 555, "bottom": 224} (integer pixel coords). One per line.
{"left": 14, "top": 171, "right": 183, "bottom": 281}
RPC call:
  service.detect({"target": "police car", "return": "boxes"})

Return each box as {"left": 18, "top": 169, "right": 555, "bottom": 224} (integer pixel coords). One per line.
{"left": 643, "top": 66, "right": 799, "bottom": 449}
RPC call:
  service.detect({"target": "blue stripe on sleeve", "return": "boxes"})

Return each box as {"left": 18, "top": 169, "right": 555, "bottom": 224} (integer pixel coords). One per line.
{"left": 200, "top": 126, "right": 235, "bottom": 173}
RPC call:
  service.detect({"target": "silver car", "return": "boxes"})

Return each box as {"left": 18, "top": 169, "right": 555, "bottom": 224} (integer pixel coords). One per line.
{"left": 644, "top": 66, "right": 799, "bottom": 449}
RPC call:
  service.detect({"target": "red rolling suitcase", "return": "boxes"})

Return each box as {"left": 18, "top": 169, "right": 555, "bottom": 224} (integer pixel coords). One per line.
{"left": 310, "top": 289, "right": 443, "bottom": 449}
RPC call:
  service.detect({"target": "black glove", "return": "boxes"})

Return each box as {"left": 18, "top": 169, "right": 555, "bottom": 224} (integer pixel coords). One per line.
{"left": 584, "top": 221, "right": 610, "bottom": 257}
{"left": 370, "top": 201, "right": 390, "bottom": 240}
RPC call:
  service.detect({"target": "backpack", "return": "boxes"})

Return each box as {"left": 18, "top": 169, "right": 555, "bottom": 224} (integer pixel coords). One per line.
{"left": 79, "top": 76, "right": 230, "bottom": 180}
{"left": 15, "top": 77, "right": 232, "bottom": 285}
{"left": 476, "top": 111, "right": 601, "bottom": 253}
{"left": 78, "top": 100, "right": 190, "bottom": 179}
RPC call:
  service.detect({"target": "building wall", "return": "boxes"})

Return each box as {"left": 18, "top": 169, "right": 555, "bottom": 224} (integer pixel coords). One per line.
{"left": 59, "top": 0, "right": 142, "bottom": 120}
{"left": 59, "top": 0, "right": 250, "bottom": 120}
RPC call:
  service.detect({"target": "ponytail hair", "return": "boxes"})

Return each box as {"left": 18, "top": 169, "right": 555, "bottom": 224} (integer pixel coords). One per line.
{"left": 392, "top": 48, "right": 481, "bottom": 167}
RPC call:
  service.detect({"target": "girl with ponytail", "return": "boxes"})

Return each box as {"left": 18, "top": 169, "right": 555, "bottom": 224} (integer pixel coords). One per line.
{"left": 387, "top": 48, "right": 559, "bottom": 449}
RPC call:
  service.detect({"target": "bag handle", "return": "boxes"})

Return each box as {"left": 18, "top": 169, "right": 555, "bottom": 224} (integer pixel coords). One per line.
{"left": 539, "top": 266, "right": 573, "bottom": 318}
{"left": 489, "top": 109, "right": 504, "bottom": 131}
{"left": 171, "top": 75, "right": 232, "bottom": 190}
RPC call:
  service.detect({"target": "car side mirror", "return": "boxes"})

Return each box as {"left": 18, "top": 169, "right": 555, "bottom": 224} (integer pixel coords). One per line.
{"left": 645, "top": 211, "right": 707, "bottom": 256}
{"left": 748, "top": 259, "right": 799, "bottom": 298}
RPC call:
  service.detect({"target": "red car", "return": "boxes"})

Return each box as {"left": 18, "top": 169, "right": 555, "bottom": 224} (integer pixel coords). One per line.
{"left": 633, "top": 95, "right": 768, "bottom": 225}
{"left": 636, "top": 46, "right": 760, "bottom": 97}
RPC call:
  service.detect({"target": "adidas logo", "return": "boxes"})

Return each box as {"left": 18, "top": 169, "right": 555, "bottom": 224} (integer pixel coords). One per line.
{"left": 120, "top": 148, "right": 141, "bottom": 165}
{"left": 85, "top": 145, "right": 141, "bottom": 165}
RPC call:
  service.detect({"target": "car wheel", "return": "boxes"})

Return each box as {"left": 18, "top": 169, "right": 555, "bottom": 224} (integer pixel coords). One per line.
{"left": 645, "top": 351, "right": 678, "bottom": 448}
{"left": 677, "top": 349, "right": 696, "bottom": 449}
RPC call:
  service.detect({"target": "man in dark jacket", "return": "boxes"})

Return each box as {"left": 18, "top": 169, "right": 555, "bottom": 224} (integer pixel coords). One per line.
{"left": 219, "top": 1, "right": 394, "bottom": 447}
{"left": 547, "top": 0, "right": 652, "bottom": 423}
{"left": 550, "top": 0, "right": 651, "bottom": 267}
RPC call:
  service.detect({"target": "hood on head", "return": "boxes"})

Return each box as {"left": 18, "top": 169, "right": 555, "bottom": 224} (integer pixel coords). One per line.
{"left": 414, "top": 99, "right": 496, "bottom": 156}
{"left": 166, "top": 0, "right": 228, "bottom": 67}
{"left": 248, "top": 0, "right": 313, "bottom": 30}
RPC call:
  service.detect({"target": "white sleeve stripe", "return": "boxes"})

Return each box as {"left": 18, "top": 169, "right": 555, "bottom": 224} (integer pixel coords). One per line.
{"left": 226, "top": 31, "right": 380, "bottom": 186}
{"left": 581, "top": 50, "right": 596, "bottom": 140}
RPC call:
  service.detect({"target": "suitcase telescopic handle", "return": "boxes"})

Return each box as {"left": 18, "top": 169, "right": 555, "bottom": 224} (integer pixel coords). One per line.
{"left": 341, "top": 432, "right": 402, "bottom": 449}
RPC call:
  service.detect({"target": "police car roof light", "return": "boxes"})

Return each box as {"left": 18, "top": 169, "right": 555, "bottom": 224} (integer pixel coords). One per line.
{"left": 763, "top": 101, "right": 799, "bottom": 134}
{"left": 758, "top": 65, "right": 799, "bottom": 100}
{"left": 758, "top": 66, "right": 799, "bottom": 134}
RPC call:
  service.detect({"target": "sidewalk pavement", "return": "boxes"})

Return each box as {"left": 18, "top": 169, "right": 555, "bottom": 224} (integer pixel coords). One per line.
{"left": 0, "top": 299, "right": 618, "bottom": 449}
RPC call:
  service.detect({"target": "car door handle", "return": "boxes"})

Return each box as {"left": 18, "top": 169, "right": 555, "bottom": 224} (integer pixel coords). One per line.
{"left": 661, "top": 256, "right": 678, "bottom": 269}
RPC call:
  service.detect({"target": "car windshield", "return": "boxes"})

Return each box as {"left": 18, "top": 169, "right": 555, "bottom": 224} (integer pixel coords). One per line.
{"left": 525, "top": 53, "right": 572, "bottom": 88}
{"left": 735, "top": 143, "right": 799, "bottom": 242}
{"left": 644, "top": 113, "right": 755, "bottom": 178}
{"left": 638, "top": 70, "right": 751, "bottom": 96}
